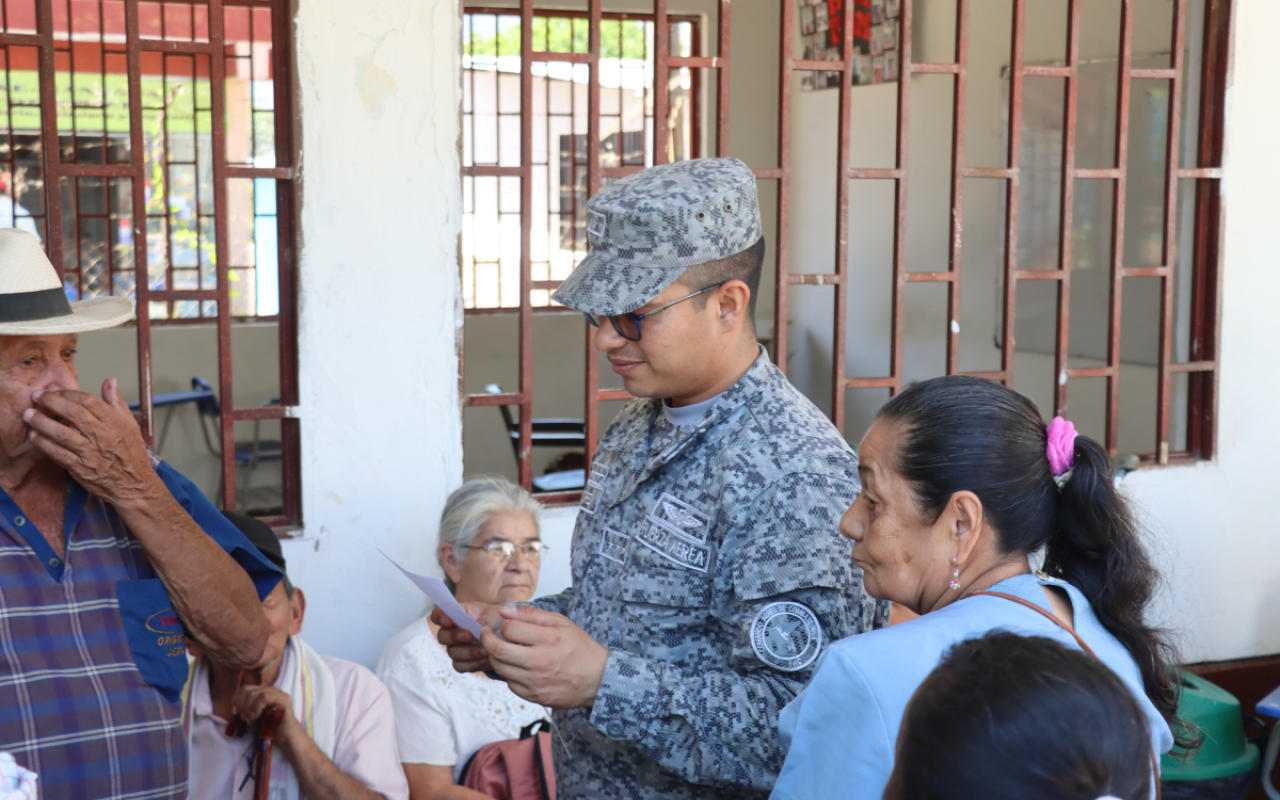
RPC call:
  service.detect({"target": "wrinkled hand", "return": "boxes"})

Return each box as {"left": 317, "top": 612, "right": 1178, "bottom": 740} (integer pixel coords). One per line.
{"left": 431, "top": 602, "right": 503, "bottom": 674}
{"left": 232, "top": 684, "right": 301, "bottom": 751}
{"left": 23, "top": 379, "right": 162, "bottom": 507}
{"left": 482, "top": 605, "right": 608, "bottom": 710}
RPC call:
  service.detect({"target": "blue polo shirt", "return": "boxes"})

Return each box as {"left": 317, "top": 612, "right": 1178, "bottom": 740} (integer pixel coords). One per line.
{"left": 0, "top": 459, "right": 280, "bottom": 799}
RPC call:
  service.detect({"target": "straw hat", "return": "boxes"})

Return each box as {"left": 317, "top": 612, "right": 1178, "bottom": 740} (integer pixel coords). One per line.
{"left": 0, "top": 228, "right": 134, "bottom": 335}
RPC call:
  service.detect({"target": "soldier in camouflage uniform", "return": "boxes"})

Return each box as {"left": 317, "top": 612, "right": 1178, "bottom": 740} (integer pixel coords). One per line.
{"left": 436, "top": 158, "right": 888, "bottom": 799}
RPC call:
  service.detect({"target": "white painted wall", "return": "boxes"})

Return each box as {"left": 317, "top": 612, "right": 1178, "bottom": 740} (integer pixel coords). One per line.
{"left": 284, "top": 0, "right": 466, "bottom": 667}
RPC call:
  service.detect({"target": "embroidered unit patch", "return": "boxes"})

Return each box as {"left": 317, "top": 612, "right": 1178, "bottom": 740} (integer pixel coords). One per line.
{"left": 650, "top": 493, "right": 711, "bottom": 543}
{"left": 636, "top": 517, "right": 711, "bottom": 572}
{"left": 750, "top": 601, "right": 823, "bottom": 672}
{"left": 587, "top": 209, "right": 608, "bottom": 238}
{"left": 597, "top": 528, "right": 630, "bottom": 565}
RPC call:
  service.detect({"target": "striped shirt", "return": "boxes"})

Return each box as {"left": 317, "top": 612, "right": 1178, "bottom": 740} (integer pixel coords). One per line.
{"left": 0, "top": 460, "right": 280, "bottom": 800}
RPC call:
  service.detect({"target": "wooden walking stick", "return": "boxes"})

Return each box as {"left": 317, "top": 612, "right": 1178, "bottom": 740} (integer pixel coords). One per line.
{"left": 253, "top": 705, "right": 287, "bottom": 800}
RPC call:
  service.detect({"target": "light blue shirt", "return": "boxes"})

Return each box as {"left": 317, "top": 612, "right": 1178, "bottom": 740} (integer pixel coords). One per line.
{"left": 770, "top": 572, "right": 1174, "bottom": 800}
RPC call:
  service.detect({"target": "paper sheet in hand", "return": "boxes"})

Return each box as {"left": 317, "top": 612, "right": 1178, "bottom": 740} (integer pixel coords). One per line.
{"left": 380, "top": 550, "right": 486, "bottom": 640}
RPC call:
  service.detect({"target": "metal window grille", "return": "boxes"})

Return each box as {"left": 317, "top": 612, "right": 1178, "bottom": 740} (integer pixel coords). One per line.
{"left": 461, "top": 8, "right": 703, "bottom": 312}
{"left": 0, "top": 0, "right": 300, "bottom": 522}
{"left": 460, "top": 0, "right": 732, "bottom": 500}
{"left": 460, "top": 0, "right": 1229, "bottom": 500}
{"left": 776, "top": 0, "right": 1226, "bottom": 465}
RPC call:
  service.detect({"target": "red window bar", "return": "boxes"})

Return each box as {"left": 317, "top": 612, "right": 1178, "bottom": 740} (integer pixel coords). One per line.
{"left": 0, "top": 0, "right": 299, "bottom": 523}
{"left": 461, "top": 9, "right": 703, "bottom": 313}
{"left": 773, "top": 0, "right": 1227, "bottom": 466}
{"left": 462, "top": 0, "right": 1230, "bottom": 502}
{"left": 459, "top": 1, "right": 732, "bottom": 501}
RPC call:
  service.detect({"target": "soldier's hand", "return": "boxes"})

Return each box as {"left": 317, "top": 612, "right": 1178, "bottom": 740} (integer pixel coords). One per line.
{"left": 481, "top": 604, "right": 608, "bottom": 710}
{"left": 432, "top": 602, "right": 503, "bottom": 673}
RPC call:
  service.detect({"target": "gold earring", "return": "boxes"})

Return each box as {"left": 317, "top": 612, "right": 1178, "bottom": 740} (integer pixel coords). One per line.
{"left": 950, "top": 557, "right": 961, "bottom": 591}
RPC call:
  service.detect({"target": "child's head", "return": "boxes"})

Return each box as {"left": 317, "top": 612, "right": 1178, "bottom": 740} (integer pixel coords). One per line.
{"left": 885, "top": 631, "right": 1151, "bottom": 800}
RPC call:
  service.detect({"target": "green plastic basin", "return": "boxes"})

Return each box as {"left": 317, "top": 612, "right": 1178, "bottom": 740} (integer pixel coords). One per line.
{"left": 1161, "top": 670, "right": 1260, "bottom": 782}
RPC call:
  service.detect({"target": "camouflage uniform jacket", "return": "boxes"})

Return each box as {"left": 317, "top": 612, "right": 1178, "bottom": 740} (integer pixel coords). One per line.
{"left": 530, "top": 350, "right": 889, "bottom": 799}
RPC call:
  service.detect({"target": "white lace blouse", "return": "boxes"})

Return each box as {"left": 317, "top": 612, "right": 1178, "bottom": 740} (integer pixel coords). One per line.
{"left": 376, "top": 617, "right": 550, "bottom": 782}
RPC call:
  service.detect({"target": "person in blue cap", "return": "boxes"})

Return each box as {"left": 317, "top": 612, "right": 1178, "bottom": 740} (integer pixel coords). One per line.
{"left": 186, "top": 512, "right": 409, "bottom": 800}
{"left": 435, "top": 157, "right": 888, "bottom": 800}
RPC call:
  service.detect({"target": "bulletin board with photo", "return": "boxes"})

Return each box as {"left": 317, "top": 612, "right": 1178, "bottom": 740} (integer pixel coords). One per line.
{"left": 799, "top": 0, "right": 900, "bottom": 91}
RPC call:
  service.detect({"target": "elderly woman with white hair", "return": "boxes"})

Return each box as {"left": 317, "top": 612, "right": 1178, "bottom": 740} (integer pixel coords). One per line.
{"left": 377, "top": 476, "right": 551, "bottom": 800}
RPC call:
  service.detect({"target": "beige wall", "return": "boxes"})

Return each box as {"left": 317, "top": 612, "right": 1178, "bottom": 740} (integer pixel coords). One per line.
{"left": 463, "top": 313, "right": 598, "bottom": 479}
{"left": 75, "top": 322, "right": 283, "bottom": 502}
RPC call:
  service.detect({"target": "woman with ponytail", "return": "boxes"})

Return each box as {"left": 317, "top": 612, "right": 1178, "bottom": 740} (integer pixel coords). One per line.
{"left": 769, "top": 376, "right": 1180, "bottom": 800}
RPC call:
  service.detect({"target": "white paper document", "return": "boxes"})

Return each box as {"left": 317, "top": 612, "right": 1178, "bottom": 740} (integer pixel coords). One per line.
{"left": 379, "top": 550, "right": 487, "bottom": 640}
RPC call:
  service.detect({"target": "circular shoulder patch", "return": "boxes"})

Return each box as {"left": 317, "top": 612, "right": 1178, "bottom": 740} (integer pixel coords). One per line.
{"left": 750, "top": 602, "right": 823, "bottom": 672}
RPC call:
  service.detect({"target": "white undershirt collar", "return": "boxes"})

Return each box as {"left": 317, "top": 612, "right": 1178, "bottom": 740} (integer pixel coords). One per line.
{"left": 660, "top": 345, "right": 765, "bottom": 428}
{"left": 661, "top": 391, "right": 723, "bottom": 428}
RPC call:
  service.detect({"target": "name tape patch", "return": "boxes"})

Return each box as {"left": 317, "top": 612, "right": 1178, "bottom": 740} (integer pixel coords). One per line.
{"left": 588, "top": 461, "right": 609, "bottom": 484}
{"left": 580, "top": 481, "right": 604, "bottom": 515}
{"left": 636, "top": 517, "right": 710, "bottom": 572}
{"left": 650, "top": 493, "right": 711, "bottom": 543}
{"left": 750, "top": 602, "right": 823, "bottom": 672}
{"left": 597, "top": 528, "right": 630, "bottom": 565}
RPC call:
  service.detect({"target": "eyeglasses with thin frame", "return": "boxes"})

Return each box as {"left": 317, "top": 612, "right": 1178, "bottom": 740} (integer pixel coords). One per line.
{"left": 462, "top": 539, "right": 549, "bottom": 561}
{"left": 582, "top": 282, "right": 727, "bottom": 342}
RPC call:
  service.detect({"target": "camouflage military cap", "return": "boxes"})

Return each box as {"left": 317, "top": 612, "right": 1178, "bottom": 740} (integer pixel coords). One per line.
{"left": 552, "top": 158, "right": 763, "bottom": 316}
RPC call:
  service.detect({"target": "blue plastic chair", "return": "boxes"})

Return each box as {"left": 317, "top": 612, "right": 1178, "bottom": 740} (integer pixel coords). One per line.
{"left": 127, "top": 380, "right": 218, "bottom": 456}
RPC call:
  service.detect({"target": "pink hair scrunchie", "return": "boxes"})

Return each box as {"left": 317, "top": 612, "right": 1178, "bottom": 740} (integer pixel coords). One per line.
{"left": 1046, "top": 416, "right": 1078, "bottom": 477}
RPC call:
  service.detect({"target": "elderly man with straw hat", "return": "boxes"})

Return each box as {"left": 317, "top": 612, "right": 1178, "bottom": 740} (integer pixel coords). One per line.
{"left": 0, "top": 229, "right": 281, "bottom": 799}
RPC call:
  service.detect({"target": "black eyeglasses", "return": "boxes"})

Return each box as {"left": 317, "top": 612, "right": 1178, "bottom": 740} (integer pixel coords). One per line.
{"left": 582, "top": 283, "right": 726, "bottom": 342}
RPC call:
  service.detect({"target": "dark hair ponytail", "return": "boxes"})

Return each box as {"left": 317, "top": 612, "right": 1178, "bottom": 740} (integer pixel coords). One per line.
{"left": 878, "top": 375, "right": 1185, "bottom": 741}
{"left": 893, "top": 631, "right": 1152, "bottom": 800}
{"left": 1046, "top": 433, "right": 1182, "bottom": 733}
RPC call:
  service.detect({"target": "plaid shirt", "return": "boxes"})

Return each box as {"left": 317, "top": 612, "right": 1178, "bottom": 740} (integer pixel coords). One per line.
{"left": 0, "top": 461, "right": 279, "bottom": 800}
